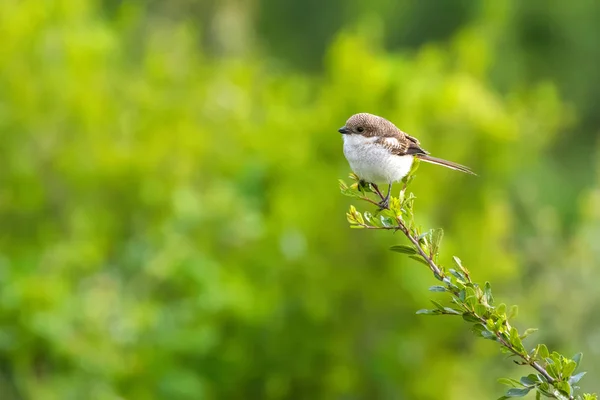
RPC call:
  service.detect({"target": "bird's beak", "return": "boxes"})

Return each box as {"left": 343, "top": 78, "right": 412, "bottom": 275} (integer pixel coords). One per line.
{"left": 338, "top": 126, "right": 348, "bottom": 134}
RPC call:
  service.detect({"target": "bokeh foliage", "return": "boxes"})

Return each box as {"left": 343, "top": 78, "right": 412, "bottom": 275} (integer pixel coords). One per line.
{"left": 1, "top": 1, "right": 599, "bottom": 399}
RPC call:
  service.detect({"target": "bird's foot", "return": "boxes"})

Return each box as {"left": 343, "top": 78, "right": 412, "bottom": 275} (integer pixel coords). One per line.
{"left": 377, "top": 198, "right": 390, "bottom": 210}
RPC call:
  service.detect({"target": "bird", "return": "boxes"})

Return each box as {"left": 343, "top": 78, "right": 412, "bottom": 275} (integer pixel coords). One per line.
{"left": 339, "top": 113, "right": 475, "bottom": 208}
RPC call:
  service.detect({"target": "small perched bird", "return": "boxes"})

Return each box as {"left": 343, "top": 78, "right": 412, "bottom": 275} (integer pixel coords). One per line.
{"left": 339, "top": 113, "right": 475, "bottom": 208}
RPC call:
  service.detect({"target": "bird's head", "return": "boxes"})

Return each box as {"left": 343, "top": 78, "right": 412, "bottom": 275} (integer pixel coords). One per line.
{"left": 338, "top": 113, "right": 395, "bottom": 137}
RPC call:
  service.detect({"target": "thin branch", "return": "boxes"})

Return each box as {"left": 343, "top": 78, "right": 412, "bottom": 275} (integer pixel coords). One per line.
{"left": 359, "top": 185, "right": 570, "bottom": 398}
{"left": 356, "top": 196, "right": 384, "bottom": 208}
{"left": 394, "top": 218, "right": 443, "bottom": 279}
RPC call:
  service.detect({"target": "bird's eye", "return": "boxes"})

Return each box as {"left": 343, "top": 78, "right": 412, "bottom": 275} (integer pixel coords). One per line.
{"left": 357, "top": 127, "right": 364, "bottom": 132}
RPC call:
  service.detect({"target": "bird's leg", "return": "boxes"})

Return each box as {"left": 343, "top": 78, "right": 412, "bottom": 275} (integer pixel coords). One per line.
{"left": 376, "top": 183, "right": 392, "bottom": 210}
{"left": 370, "top": 183, "right": 386, "bottom": 201}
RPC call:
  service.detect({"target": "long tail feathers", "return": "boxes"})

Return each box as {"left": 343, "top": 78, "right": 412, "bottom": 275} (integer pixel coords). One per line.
{"left": 416, "top": 154, "right": 477, "bottom": 175}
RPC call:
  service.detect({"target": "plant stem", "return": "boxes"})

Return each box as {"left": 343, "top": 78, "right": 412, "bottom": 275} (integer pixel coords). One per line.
{"left": 362, "top": 186, "right": 571, "bottom": 398}
{"left": 394, "top": 217, "right": 443, "bottom": 279}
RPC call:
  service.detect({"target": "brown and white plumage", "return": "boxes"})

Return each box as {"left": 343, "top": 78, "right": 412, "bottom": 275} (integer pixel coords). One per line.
{"left": 338, "top": 113, "right": 475, "bottom": 205}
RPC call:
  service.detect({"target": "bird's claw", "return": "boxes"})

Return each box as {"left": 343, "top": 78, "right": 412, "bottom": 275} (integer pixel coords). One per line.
{"left": 377, "top": 198, "right": 390, "bottom": 210}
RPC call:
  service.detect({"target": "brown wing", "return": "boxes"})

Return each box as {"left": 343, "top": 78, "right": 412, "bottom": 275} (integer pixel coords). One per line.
{"left": 375, "top": 134, "right": 428, "bottom": 156}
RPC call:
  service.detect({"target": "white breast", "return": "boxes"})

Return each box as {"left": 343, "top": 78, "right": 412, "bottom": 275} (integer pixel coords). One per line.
{"left": 342, "top": 135, "right": 413, "bottom": 183}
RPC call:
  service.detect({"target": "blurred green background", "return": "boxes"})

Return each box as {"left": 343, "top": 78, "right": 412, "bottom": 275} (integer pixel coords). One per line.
{"left": 1, "top": 0, "right": 600, "bottom": 399}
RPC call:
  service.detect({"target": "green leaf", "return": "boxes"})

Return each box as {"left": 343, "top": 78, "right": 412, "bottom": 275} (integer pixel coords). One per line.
{"left": 416, "top": 309, "right": 438, "bottom": 315}
{"left": 546, "top": 362, "right": 559, "bottom": 380}
{"left": 452, "top": 256, "right": 463, "bottom": 269}
{"left": 442, "top": 276, "right": 455, "bottom": 287}
{"left": 569, "top": 371, "right": 586, "bottom": 385}
{"left": 497, "top": 303, "right": 506, "bottom": 316}
{"left": 475, "top": 304, "right": 489, "bottom": 319}
{"left": 519, "top": 375, "right": 537, "bottom": 386}
{"left": 347, "top": 205, "right": 358, "bottom": 220}
{"left": 549, "top": 351, "right": 562, "bottom": 365}
{"left": 537, "top": 383, "right": 554, "bottom": 397}
{"left": 389, "top": 245, "right": 417, "bottom": 254}
{"left": 508, "top": 305, "right": 518, "bottom": 320}
{"left": 465, "top": 287, "right": 478, "bottom": 307}
{"left": 572, "top": 352, "right": 583, "bottom": 368}
{"left": 498, "top": 378, "right": 524, "bottom": 388}
{"left": 505, "top": 388, "right": 532, "bottom": 397}
{"left": 402, "top": 158, "right": 420, "bottom": 184}
{"left": 389, "top": 196, "right": 402, "bottom": 216}
{"left": 449, "top": 268, "right": 465, "bottom": 281}
{"left": 355, "top": 211, "right": 364, "bottom": 224}
{"left": 563, "top": 360, "right": 577, "bottom": 377}
{"left": 409, "top": 255, "right": 429, "bottom": 266}
{"left": 538, "top": 344, "right": 549, "bottom": 359}
{"left": 520, "top": 328, "right": 538, "bottom": 340}
{"left": 471, "top": 323, "right": 486, "bottom": 336}
{"left": 443, "top": 307, "right": 461, "bottom": 315}
{"left": 555, "top": 381, "right": 572, "bottom": 396}
{"left": 430, "top": 300, "right": 445, "bottom": 311}
{"left": 409, "top": 158, "right": 420, "bottom": 174}
{"left": 366, "top": 212, "right": 383, "bottom": 227}
{"left": 452, "top": 255, "right": 471, "bottom": 278}
{"left": 443, "top": 277, "right": 458, "bottom": 289}
{"left": 430, "top": 228, "right": 443, "bottom": 256}
{"left": 349, "top": 172, "right": 361, "bottom": 181}
{"left": 379, "top": 208, "right": 396, "bottom": 219}
{"left": 354, "top": 180, "right": 369, "bottom": 192}
{"left": 484, "top": 281, "right": 494, "bottom": 306}
{"left": 481, "top": 330, "right": 497, "bottom": 341}
{"left": 380, "top": 216, "right": 395, "bottom": 227}
{"left": 462, "top": 313, "right": 480, "bottom": 323}
{"left": 341, "top": 187, "right": 361, "bottom": 198}
{"left": 509, "top": 327, "right": 525, "bottom": 352}
{"left": 346, "top": 213, "right": 356, "bottom": 224}
{"left": 428, "top": 285, "right": 447, "bottom": 292}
